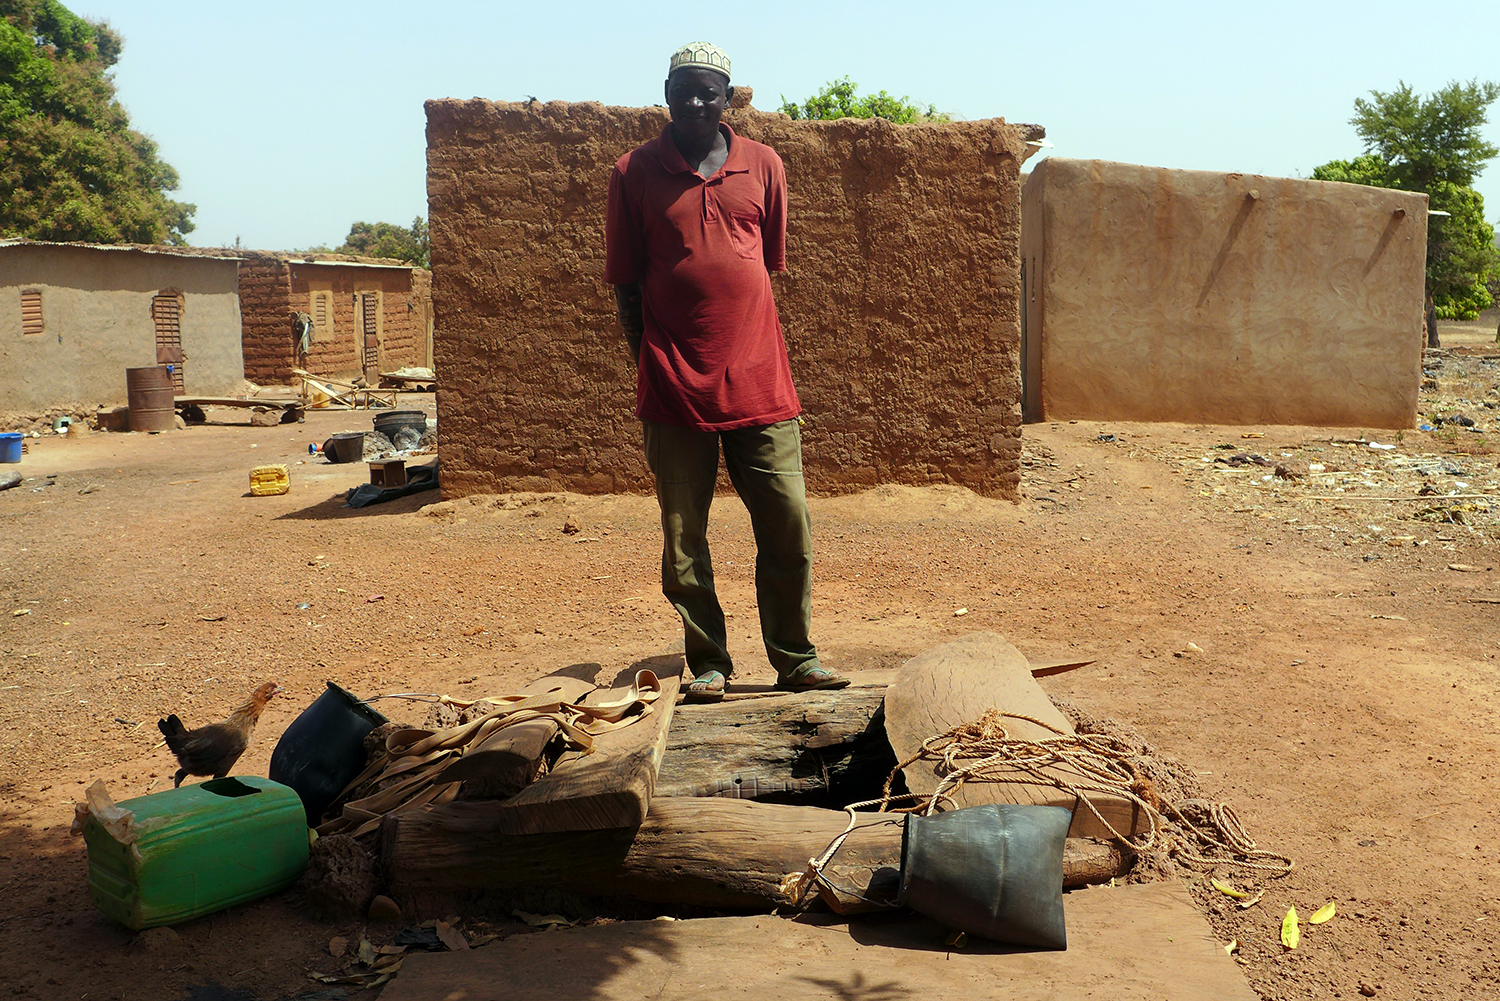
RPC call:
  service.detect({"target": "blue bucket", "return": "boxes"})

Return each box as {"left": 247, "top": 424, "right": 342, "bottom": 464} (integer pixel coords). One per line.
{"left": 0, "top": 433, "right": 21, "bottom": 463}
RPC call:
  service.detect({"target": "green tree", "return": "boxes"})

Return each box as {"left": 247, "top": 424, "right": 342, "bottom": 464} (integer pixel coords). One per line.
{"left": 336, "top": 217, "right": 428, "bottom": 267}
{"left": 0, "top": 0, "right": 194, "bottom": 244}
{"left": 779, "top": 77, "right": 950, "bottom": 124}
{"left": 1312, "top": 80, "right": 1499, "bottom": 323}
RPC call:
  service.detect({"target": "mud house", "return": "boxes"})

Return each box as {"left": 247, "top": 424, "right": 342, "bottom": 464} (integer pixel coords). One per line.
{"left": 0, "top": 240, "right": 244, "bottom": 411}
{"left": 235, "top": 253, "right": 433, "bottom": 387}
{"left": 426, "top": 95, "right": 1043, "bottom": 500}
{"left": 1020, "top": 158, "right": 1428, "bottom": 429}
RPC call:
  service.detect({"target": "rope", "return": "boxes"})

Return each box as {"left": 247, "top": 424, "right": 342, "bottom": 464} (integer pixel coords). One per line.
{"left": 883, "top": 708, "right": 1293, "bottom": 877}
{"left": 792, "top": 708, "right": 1292, "bottom": 904}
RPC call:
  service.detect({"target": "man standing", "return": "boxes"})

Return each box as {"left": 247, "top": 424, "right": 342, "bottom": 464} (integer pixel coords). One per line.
{"left": 605, "top": 41, "right": 847, "bottom": 700}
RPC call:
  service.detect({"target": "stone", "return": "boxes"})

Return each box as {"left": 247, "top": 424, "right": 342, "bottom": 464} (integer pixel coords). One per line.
{"left": 132, "top": 926, "right": 183, "bottom": 952}
{"left": 368, "top": 894, "right": 402, "bottom": 922}
{"left": 0, "top": 472, "right": 21, "bottom": 491}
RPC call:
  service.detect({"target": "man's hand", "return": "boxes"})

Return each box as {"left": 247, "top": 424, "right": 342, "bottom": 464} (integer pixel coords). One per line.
{"left": 613, "top": 283, "right": 644, "bottom": 364}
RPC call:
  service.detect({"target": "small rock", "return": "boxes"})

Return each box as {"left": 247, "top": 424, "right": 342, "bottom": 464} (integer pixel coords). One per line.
{"left": 249, "top": 408, "right": 280, "bottom": 427}
{"left": 132, "top": 926, "right": 183, "bottom": 952}
{"left": 1359, "top": 983, "right": 1378, "bottom": 997}
{"left": 562, "top": 515, "right": 581, "bottom": 535}
{"left": 0, "top": 471, "right": 21, "bottom": 491}
{"left": 368, "top": 894, "right": 402, "bottom": 922}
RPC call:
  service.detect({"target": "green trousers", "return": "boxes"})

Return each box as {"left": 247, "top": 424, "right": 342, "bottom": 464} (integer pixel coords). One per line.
{"left": 643, "top": 418, "right": 820, "bottom": 681}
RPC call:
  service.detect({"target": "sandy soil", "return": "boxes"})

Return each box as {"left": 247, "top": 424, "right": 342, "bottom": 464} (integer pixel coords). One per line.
{"left": 3, "top": 356, "right": 1499, "bottom": 999}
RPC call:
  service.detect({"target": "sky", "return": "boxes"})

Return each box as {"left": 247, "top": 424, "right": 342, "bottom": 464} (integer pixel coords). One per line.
{"left": 75, "top": 0, "right": 1500, "bottom": 251}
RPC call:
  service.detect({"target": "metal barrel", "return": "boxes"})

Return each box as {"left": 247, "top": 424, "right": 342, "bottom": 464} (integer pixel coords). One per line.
{"left": 126, "top": 366, "right": 177, "bottom": 432}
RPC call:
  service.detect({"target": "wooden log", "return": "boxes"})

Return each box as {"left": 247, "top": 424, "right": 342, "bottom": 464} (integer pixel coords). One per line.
{"left": 381, "top": 796, "right": 1128, "bottom": 912}
{"left": 472, "top": 656, "right": 683, "bottom": 834}
{"left": 656, "top": 687, "right": 893, "bottom": 801}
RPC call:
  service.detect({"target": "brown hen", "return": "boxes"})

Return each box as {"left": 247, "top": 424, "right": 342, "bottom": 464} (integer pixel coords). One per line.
{"left": 158, "top": 682, "right": 282, "bottom": 788}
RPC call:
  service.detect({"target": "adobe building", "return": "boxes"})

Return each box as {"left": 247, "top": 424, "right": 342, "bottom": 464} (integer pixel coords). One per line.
{"left": 0, "top": 240, "right": 243, "bottom": 411}
{"left": 1020, "top": 158, "right": 1428, "bottom": 428}
{"left": 425, "top": 94, "right": 1044, "bottom": 500}
{"left": 236, "top": 252, "right": 433, "bottom": 387}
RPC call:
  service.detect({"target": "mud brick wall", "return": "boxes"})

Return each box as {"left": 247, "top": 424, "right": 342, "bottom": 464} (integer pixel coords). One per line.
{"left": 426, "top": 98, "right": 1041, "bottom": 498}
{"left": 237, "top": 255, "right": 294, "bottom": 385}
{"left": 238, "top": 256, "right": 430, "bottom": 385}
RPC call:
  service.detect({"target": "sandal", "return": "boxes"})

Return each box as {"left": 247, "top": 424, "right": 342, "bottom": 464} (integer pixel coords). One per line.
{"left": 774, "top": 663, "right": 850, "bottom": 692}
{"left": 684, "top": 669, "right": 727, "bottom": 703}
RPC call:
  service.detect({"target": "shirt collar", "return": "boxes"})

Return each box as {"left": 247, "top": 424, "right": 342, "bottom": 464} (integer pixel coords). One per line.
{"left": 655, "top": 122, "right": 748, "bottom": 179}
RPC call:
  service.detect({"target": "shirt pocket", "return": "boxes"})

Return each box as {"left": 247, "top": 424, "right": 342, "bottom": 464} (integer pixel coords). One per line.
{"left": 727, "top": 211, "right": 764, "bottom": 261}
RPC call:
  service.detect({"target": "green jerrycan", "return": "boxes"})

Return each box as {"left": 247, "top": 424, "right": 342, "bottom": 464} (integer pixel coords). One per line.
{"left": 82, "top": 776, "right": 309, "bottom": 930}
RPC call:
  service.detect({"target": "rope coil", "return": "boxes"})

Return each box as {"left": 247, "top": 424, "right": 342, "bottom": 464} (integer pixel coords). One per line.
{"left": 793, "top": 708, "right": 1292, "bottom": 906}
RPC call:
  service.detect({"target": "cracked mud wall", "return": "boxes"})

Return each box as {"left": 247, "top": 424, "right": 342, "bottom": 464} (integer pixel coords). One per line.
{"left": 1022, "top": 158, "right": 1428, "bottom": 429}
{"left": 425, "top": 98, "right": 1039, "bottom": 499}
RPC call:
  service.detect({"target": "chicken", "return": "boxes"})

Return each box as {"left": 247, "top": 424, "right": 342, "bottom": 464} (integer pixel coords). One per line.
{"left": 158, "top": 682, "right": 282, "bottom": 788}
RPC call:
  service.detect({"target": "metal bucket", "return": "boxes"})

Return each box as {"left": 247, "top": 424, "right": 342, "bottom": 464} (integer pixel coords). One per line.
{"left": 126, "top": 366, "right": 176, "bottom": 432}
{"left": 899, "top": 804, "right": 1072, "bottom": 949}
{"left": 323, "top": 432, "right": 366, "bottom": 464}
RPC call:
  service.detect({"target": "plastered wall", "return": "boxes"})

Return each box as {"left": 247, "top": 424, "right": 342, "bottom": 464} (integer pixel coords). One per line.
{"left": 1021, "top": 158, "right": 1428, "bottom": 428}
{"left": 426, "top": 97, "right": 1042, "bottom": 499}
{"left": 0, "top": 243, "right": 242, "bottom": 410}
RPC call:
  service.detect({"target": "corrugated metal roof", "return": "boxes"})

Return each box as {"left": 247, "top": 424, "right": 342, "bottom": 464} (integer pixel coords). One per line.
{"left": 0, "top": 239, "right": 244, "bottom": 262}
{"left": 285, "top": 258, "right": 417, "bottom": 270}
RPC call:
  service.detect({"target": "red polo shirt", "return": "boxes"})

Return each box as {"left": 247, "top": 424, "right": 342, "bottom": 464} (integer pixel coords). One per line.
{"left": 605, "top": 123, "right": 801, "bottom": 430}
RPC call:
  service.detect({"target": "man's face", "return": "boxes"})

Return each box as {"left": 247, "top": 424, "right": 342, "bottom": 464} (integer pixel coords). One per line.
{"left": 665, "top": 68, "right": 732, "bottom": 142}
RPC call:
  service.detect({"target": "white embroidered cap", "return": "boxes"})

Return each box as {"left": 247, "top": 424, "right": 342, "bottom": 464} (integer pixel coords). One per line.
{"left": 668, "top": 41, "right": 730, "bottom": 82}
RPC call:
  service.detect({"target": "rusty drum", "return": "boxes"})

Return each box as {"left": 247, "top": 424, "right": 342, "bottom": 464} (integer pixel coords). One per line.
{"left": 126, "top": 366, "right": 176, "bottom": 432}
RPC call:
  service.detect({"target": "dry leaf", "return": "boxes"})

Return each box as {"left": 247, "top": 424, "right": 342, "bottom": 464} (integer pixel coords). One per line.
{"left": 513, "top": 909, "right": 575, "bottom": 928}
{"left": 1448, "top": 564, "right": 1482, "bottom": 573}
{"left": 328, "top": 935, "right": 347, "bottom": 958}
{"left": 1212, "top": 877, "right": 1252, "bottom": 900}
{"left": 435, "top": 921, "right": 469, "bottom": 951}
{"left": 461, "top": 626, "right": 486, "bottom": 636}
{"left": 367, "top": 593, "right": 386, "bottom": 602}
{"left": 11, "top": 608, "right": 30, "bottom": 616}
{"left": 358, "top": 938, "right": 375, "bottom": 966}
{"left": 1281, "top": 907, "right": 1300, "bottom": 950}
{"left": 1224, "top": 938, "right": 1239, "bottom": 955}
{"left": 1310, "top": 902, "right": 1336, "bottom": 924}
{"left": 1239, "top": 891, "right": 1265, "bottom": 910}
{"left": 1242, "top": 432, "right": 1265, "bottom": 439}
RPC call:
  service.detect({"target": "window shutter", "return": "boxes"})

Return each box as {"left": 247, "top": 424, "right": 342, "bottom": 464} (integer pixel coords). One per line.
{"left": 21, "top": 290, "right": 43, "bottom": 336}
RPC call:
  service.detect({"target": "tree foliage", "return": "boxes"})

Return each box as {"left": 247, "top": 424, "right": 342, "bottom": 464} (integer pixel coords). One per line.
{"left": 0, "top": 0, "right": 194, "bottom": 244}
{"left": 778, "top": 77, "right": 950, "bottom": 124}
{"left": 336, "top": 218, "right": 429, "bottom": 267}
{"left": 1312, "top": 80, "right": 1499, "bottom": 319}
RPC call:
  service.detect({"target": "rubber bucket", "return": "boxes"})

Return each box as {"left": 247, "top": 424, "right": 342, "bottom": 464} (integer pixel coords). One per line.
{"left": 899, "top": 804, "right": 1072, "bottom": 949}
{"left": 323, "top": 432, "right": 365, "bottom": 464}
{"left": 269, "top": 682, "right": 388, "bottom": 826}
{"left": 0, "top": 433, "right": 21, "bottom": 463}
{"left": 372, "top": 410, "right": 427, "bottom": 443}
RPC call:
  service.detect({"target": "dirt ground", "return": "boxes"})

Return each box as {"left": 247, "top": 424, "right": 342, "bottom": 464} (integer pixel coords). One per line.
{"left": 3, "top": 330, "right": 1500, "bottom": 1000}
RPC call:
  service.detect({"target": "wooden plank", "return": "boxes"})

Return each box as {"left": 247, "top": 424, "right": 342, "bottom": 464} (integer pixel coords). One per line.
{"left": 395, "top": 655, "right": 683, "bottom": 836}
{"left": 381, "top": 795, "right": 1126, "bottom": 912}
{"left": 173, "top": 396, "right": 303, "bottom": 409}
{"left": 657, "top": 687, "right": 891, "bottom": 800}
{"left": 379, "top": 881, "right": 1256, "bottom": 1001}
{"left": 885, "top": 633, "right": 1147, "bottom": 840}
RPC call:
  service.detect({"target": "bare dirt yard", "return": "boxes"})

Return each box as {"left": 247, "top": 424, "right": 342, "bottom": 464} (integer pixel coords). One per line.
{"left": 3, "top": 332, "right": 1499, "bottom": 1000}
